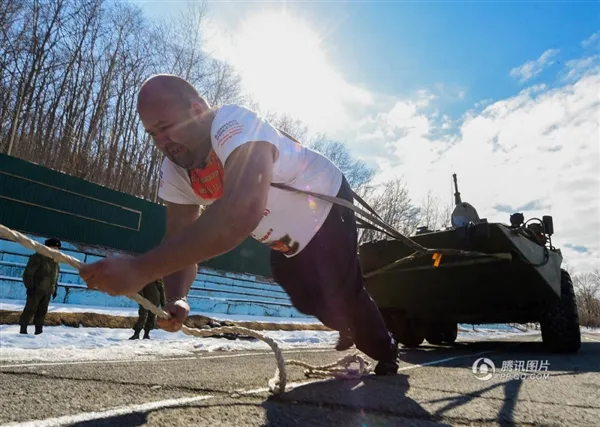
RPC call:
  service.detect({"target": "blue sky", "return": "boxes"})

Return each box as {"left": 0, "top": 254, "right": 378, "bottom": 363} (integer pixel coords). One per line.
{"left": 323, "top": 1, "right": 598, "bottom": 114}
{"left": 139, "top": 0, "right": 598, "bottom": 119}
{"left": 136, "top": 0, "right": 599, "bottom": 273}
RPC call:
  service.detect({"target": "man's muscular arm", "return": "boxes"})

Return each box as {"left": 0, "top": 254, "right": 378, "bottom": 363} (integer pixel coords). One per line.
{"left": 136, "top": 141, "right": 276, "bottom": 284}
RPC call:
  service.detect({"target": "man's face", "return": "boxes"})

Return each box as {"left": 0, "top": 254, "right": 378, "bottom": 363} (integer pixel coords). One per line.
{"left": 139, "top": 96, "right": 210, "bottom": 170}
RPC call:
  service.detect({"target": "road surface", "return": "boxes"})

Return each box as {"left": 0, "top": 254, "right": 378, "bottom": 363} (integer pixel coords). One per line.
{"left": 1, "top": 331, "right": 599, "bottom": 426}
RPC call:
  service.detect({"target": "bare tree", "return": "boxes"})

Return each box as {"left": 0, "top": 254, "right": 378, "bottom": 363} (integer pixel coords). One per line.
{"left": 573, "top": 269, "right": 600, "bottom": 327}
{"left": 416, "top": 190, "right": 453, "bottom": 231}
{"left": 5, "top": 0, "right": 65, "bottom": 156}
{"left": 0, "top": 0, "right": 243, "bottom": 202}
{"left": 359, "top": 177, "right": 420, "bottom": 244}
{"left": 309, "top": 135, "right": 375, "bottom": 191}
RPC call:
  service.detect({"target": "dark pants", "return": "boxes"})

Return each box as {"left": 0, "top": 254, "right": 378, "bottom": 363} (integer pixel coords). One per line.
{"left": 19, "top": 290, "right": 51, "bottom": 328}
{"left": 133, "top": 306, "right": 156, "bottom": 333}
{"left": 133, "top": 284, "right": 161, "bottom": 332}
{"left": 271, "top": 177, "right": 394, "bottom": 361}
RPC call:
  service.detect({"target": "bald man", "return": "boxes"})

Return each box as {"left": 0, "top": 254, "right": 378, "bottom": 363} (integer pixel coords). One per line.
{"left": 80, "top": 74, "right": 400, "bottom": 375}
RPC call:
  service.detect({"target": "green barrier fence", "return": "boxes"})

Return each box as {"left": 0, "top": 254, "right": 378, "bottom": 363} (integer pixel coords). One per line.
{"left": 0, "top": 153, "right": 272, "bottom": 278}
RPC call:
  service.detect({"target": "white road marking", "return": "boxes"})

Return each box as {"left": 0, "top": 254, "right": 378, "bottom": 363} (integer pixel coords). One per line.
{"left": 0, "top": 348, "right": 336, "bottom": 370}
{"left": 398, "top": 348, "right": 507, "bottom": 371}
{"left": 0, "top": 356, "right": 199, "bottom": 369}
{"left": 0, "top": 395, "right": 214, "bottom": 427}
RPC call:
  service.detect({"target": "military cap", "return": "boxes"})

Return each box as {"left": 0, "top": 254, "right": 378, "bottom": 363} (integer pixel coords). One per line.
{"left": 44, "top": 238, "right": 61, "bottom": 248}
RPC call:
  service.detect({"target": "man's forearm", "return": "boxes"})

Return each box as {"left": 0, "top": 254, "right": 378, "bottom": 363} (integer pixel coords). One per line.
{"left": 162, "top": 264, "right": 197, "bottom": 301}
{"left": 136, "top": 198, "right": 259, "bottom": 284}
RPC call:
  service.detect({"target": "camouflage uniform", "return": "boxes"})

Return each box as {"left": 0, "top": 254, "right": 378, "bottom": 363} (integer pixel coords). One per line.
{"left": 130, "top": 279, "right": 166, "bottom": 340}
{"left": 19, "top": 248, "right": 60, "bottom": 335}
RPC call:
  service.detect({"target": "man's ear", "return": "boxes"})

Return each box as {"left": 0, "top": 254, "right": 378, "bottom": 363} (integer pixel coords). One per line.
{"left": 190, "top": 101, "right": 204, "bottom": 116}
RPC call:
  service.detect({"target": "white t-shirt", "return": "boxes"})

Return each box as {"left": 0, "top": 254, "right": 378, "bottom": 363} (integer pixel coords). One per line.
{"left": 158, "top": 104, "right": 343, "bottom": 257}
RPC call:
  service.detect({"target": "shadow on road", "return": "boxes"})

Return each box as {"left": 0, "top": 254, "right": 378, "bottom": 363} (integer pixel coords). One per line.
{"left": 425, "top": 376, "right": 524, "bottom": 424}
{"left": 399, "top": 338, "right": 599, "bottom": 374}
{"left": 68, "top": 413, "right": 148, "bottom": 427}
{"left": 261, "top": 373, "right": 452, "bottom": 426}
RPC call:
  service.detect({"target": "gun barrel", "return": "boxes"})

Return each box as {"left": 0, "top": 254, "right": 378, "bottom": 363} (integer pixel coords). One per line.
{"left": 453, "top": 173, "right": 462, "bottom": 205}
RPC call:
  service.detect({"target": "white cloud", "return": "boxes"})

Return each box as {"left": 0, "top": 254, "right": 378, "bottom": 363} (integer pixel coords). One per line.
{"left": 357, "top": 70, "right": 600, "bottom": 274}
{"left": 203, "top": 12, "right": 599, "bottom": 273}
{"left": 581, "top": 31, "right": 599, "bottom": 48}
{"left": 564, "top": 55, "right": 600, "bottom": 81}
{"left": 510, "top": 48, "right": 560, "bottom": 83}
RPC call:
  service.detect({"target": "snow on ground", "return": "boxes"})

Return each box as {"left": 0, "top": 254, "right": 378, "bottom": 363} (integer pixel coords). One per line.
{"left": 0, "top": 298, "right": 569, "bottom": 365}
{"left": 0, "top": 299, "right": 322, "bottom": 324}
{"left": 0, "top": 324, "right": 540, "bottom": 364}
{"left": 0, "top": 324, "right": 340, "bottom": 364}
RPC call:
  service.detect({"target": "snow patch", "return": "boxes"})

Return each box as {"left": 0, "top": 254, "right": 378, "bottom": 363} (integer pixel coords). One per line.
{"left": 0, "top": 324, "right": 339, "bottom": 364}
{"left": 0, "top": 299, "right": 322, "bottom": 324}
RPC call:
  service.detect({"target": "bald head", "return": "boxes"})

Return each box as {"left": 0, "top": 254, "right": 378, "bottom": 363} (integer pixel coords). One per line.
{"left": 137, "top": 74, "right": 211, "bottom": 113}
{"left": 137, "top": 74, "right": 215, "bottom": 170}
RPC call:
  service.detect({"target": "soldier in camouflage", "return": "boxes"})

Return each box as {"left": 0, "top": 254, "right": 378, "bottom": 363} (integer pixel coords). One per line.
{"left": 19, "top": 238, "right": 61, "bottom": 335}
{"left": 129, "top": 278, "right": 166, "bottom": 340}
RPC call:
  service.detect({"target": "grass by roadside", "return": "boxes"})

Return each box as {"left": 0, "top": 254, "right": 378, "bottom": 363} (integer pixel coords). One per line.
{"left": 0, "top": 310, "right": 330, "bottom": 332}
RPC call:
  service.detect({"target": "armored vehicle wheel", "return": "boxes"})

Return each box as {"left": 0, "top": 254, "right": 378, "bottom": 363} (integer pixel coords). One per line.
{"left": 381, "top": 309, "right": 426, "bottom": 348}
{"left": 426, "top": 321, "right": 458, "bottom": 345}
{"left": 398, "top": 317, "right": 426, "bottom": 348}
{"left": 441, "top": 322, "right": 458, "bottom": 344}
{"left": 540, "top": 269, "right": 581, "bottom": 353}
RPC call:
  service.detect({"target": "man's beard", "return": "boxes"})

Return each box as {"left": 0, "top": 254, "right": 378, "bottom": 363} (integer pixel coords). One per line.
{"left": 167, "top": 148, "right": 196, "bottom": 169}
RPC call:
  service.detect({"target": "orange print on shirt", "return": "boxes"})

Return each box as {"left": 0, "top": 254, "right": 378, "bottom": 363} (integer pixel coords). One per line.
{"left": 189, "top": 150, "right": 224, "bottom": 201}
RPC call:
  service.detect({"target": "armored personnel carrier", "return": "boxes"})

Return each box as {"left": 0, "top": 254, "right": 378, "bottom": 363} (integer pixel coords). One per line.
{"left": 358, "top": 174, "right": 581, "bottom": 353}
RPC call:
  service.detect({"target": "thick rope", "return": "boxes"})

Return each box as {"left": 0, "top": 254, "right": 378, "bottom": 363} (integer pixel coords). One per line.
{"left": 269, "top": 182, "right": 514, "bottom": 273}
{"left": 0, "top": 224, "right": 371, "bottom": 394}
{"left": 270, "top": 182, "right": 429, "bottom": 253}
{"left": 288, "top": 353, "right": 370, "bottom": 379}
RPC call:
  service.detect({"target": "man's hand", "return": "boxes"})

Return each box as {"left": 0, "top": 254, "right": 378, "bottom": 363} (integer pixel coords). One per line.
{"left": 157, "top": 298, "right": 190, "bottom": 332}
{"left": 79, "top": 255, "right": 151, "bottom": 297}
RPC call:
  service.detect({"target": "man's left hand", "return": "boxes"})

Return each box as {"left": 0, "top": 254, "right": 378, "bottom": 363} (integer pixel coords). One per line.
{"left": 79, "top": 255, "right": 151, "bottom": 297}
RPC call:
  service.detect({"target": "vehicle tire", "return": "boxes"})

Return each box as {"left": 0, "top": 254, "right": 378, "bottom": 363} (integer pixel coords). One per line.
{"left": 540, "top": 269, "right": 581, "bottom": 353}
{"left": 381, "top": 309, "right": 425, "bottom": 348}
{"left": 442, "top": 322, "right": 458, "bottom": 345}
{"left": 426, "top": 321, "right": 457, "bottom": 345}
{"left": 425, "top": 322, "right": 444, "bottom": 345}
{"left": 399, "top": 318, "right": 426, "bottom": 348}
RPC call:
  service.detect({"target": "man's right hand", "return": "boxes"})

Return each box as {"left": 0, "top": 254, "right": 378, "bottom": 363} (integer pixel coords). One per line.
{"left": 157, "top": 298, "right": 190, "bottom": 332}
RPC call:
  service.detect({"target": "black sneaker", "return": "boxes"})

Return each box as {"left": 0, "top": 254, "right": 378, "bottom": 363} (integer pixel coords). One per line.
{"left": 335, "top": 332, "right": 355, "bottom": 351}
{"left": 374, "top": 339, "right": 400, "bottom": 375}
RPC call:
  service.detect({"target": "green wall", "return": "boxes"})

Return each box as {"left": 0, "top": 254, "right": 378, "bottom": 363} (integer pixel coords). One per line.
{"left": 0, "top": 153, "right": 272, "bottom": 277}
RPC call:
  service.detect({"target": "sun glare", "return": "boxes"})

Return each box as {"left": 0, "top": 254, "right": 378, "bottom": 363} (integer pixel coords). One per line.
{"left": 206, "top": 11, "right": 371, "bottom": 133}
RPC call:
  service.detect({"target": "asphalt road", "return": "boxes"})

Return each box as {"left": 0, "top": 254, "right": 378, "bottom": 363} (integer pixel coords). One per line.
{"left": 1, "top": 332, "right": 599, "bottom": 426}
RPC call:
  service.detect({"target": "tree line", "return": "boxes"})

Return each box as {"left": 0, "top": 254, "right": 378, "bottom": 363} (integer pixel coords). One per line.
{"left": 571, "top": 268, "right": 600, "bottom": 328}
{"left": 0, "top": 0, "right": 451, "bottom": 233}
{"left": 2, "top": 0, "right": 597, "bottom": 327}
{"left": 1, "top": 0, "right": 242, "bottom": 200}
